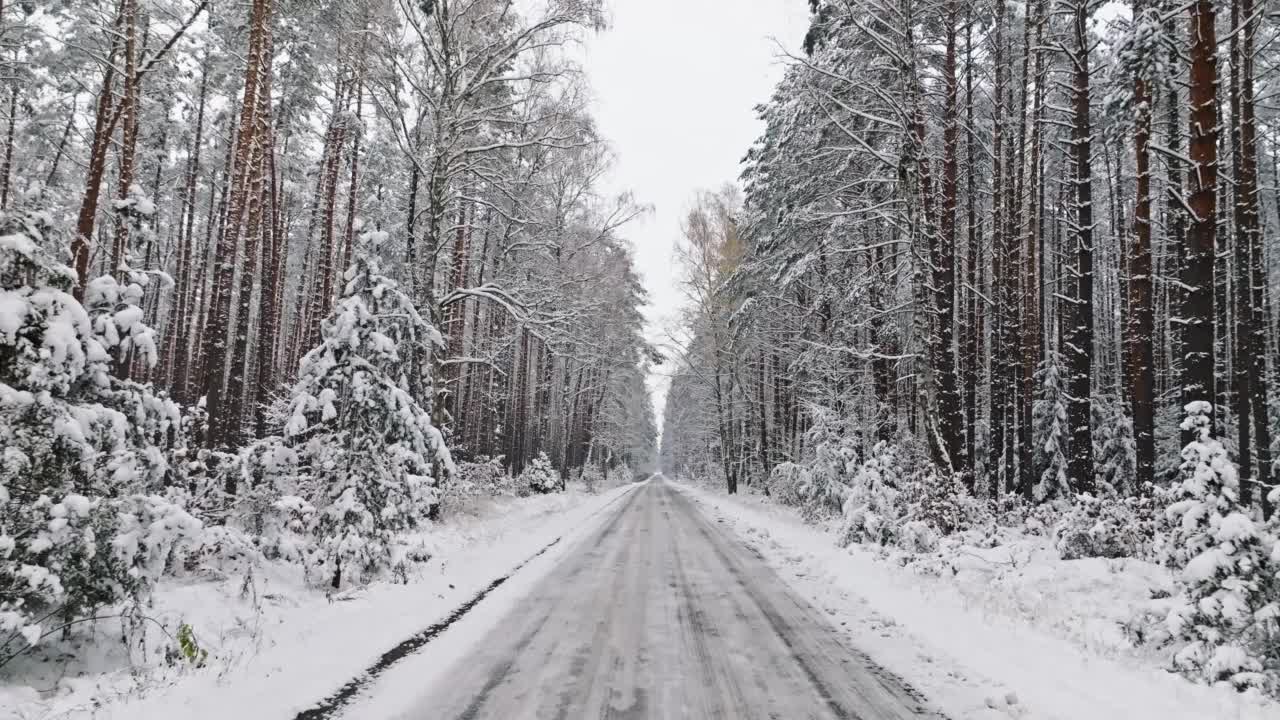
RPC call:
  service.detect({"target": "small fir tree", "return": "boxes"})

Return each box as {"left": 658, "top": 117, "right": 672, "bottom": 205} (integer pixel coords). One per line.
{"left": 1031, "top": 355, "right": 1070, "bottom": 501}
{"left": 283, "top": 231, "right": 453, "bottom": 589}
{"left": 1165, "top": 402, "right": 1279, "bottom": 691}
{"left": 520, "top": 452, "right": 562, "bottom": 494}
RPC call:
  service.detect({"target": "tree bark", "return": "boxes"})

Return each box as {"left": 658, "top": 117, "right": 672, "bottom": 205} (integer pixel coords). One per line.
{"left": 1065, "top": 0, "right": 1095, "bottom": 494}
{"left": 1183, "top": 0, "right": 1219, "bottom": 425}
{"left": 200, "top": 0, "right": 272, "bottom": 455}
{"left": 1127, "top": 0, "right": 1156, "bottom": 491}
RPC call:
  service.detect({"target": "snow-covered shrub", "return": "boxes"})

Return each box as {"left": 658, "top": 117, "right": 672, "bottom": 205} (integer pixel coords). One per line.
{"left": 83, "top": 272, "right": 160, "bottom": 371}
{"left": 1055, "top": 492, "right": 1163, "bottom": 561}
{"left": 0, "top": 211, "right": 188, "bottom": 654}
{"left": 770, "top": 408, "right": 857, "bottom": 522}
{"left": 439, "top": 457, "right": 515, "bottom": 514}
{"left": 837, "top": 441, "right": 906, "bottom": 547}
{"left": 896, "top": 519, "right": 940, "bottom": 554}
{"left": 519, "top": 452, "right": 561, "bottom": 494}
{"left": 991, "top": 494, "right": 1060, "bottom": 537}
{"left": 836, "top": 439, "right": 995, "bottom": 554}
{"left": 192, "top": 525, "right": 264, "bottom": 578}
{"left": 1164, "top": 402, "right": 1279, "bottom": 692}
{"left": 109, "top": 494, "right": 203, "bottom": 586}
{"left": 613, "top": 463, "right": 635, "bottom": 485}
{"left": 282, "top": 232, "right": 453, "bottom": 588}
{"left": 226, "top": 438, "right": 302, "bottom": 531}
{"left": 767, "top": 462, "right": 808, "bottom": 508}
{"left": 576, "top": 464, "right": 603, "bottom": 493}
{"left": 259, "top": 495, "right": 317, "bottom": 567}
{"left": 904, "top": 467, "right": 991, "bottom": 537}
{"left": 181, "top": 438, "right": 309, "bottom": 575}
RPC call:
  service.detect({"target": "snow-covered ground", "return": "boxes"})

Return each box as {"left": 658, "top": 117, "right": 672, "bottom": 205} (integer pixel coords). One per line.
{"left": 677, "top": 481, "right": 1280, "bottom": 720}
{"left": 0, "top": 483, "right": 635, "bottom": 720}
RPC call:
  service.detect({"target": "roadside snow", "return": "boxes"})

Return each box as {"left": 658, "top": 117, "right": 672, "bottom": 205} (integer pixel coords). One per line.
{"left": 677, "top": 481, "right": 1280, "bottom": 720}
{"left": 0, "top": 484, "right": 636, "bottom": 720}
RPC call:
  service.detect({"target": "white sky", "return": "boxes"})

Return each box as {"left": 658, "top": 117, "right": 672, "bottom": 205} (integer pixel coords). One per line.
{"left": 581, "top": 0, "right": 810, "bottom": 423}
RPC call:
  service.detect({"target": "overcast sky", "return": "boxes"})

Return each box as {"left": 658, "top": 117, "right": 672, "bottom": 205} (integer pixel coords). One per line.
{"left": 581, "top": 0, "right": 810, "bottom": 423}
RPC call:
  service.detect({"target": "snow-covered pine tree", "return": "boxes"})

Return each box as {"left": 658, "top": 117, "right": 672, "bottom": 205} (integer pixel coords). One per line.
{"left": 520, "top": 451, "right": 562, "bottom": 494}
{"left": 1165, "top": 401, "right": 1279, "bottom": 691}
{"left": 838, "top": 441, "right": 905, "bottom": 548}
{"left": 0, "top": 211, "right": 196, "bottom": 656}
{"left": 1031, "top": 355, "right": 1070, "bottom": 502}
{"left": 1095, "top": 401, "right": 1137, "bottom": 496}
{"left": 283, "top": 230, "right": 453, "bottom": 589}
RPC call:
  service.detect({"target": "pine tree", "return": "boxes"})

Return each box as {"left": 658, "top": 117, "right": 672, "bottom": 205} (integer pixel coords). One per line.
{"left": 519, "top": 451, "right": 562, "bottom": 494}
{"left": 1032, "top": 354, "right": 1070, "bottom": 502}
{"left": 1095, "top": 402, "right": 1137, "bottom": 496}
{"left": 283, "top": 231, "right": 453, "bottom": 589}
{"left": 1165, "top": 401, "right": 1279, "bottom": 690}
{"left": 0, "top": 211, "right": 197, "bottom": 654}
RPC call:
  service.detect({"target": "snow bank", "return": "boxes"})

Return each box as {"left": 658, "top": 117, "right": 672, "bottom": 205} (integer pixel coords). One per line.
{"left": 678, "top": 482, "right": 1279, "bottom": 720}
{"left": 0, "top": 484, "right": 634, "bottom": 720}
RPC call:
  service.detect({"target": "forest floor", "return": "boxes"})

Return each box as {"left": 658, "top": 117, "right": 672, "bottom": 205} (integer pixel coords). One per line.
{"left": 680, "top": 481, "right": 1280, "bottom": 720}
{"left": 0, "top": 483, "right": 633, "bottom": 720}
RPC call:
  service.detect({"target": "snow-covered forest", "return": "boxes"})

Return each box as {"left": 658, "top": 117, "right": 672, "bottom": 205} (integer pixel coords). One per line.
{"left": 662, "top": 0, "right": 1280, "bottom": 698}
{"left": 4, "top": 0, "right": 1280, "bottom": 716}
{"left": 0, "top": 0, "right": 657, "bottom": 704}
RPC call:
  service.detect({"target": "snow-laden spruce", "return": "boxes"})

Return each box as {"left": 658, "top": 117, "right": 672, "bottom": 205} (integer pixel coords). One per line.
{"left": 519, "top": 451, "right": 562, "bottom": 494}
{"left": 767, "top": 407, "right": 857, "bottom": 522}
{"left": 837, "top": 441, "right": 904, "bottom": 547}
{"left": 283, "top": 231, "right": 454, "bottom": 588}
{"left": 1165, "top": 402, "right": 1279, "bottom": 692}
{"left": 0, "top": 212, "right": 197, "bottom": 658}
{"left": 1030, "top": 354, "right": 1070, "bottom": 502}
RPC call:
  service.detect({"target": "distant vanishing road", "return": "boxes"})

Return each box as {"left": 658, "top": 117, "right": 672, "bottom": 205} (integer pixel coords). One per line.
{"left": 399, "top": 477, "right": 942, "bottom": 720}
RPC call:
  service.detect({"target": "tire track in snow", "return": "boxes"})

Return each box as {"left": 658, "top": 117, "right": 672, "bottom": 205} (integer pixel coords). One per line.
{"left": 293, "top": 485, "right": 641, "bottom": 720}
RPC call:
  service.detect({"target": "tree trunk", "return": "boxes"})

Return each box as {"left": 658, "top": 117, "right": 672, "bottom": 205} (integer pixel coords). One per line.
{"left": 1127, "top": 0, "right": 1157, "bottom": 492}
{"left": 1237, "top": 0, "right": 1273, "bottom": 516}
{"left": 223, "top": 30, "right": 274, "bottom": 449}
{"left": 936, "top": 0, "right": 963, "bottom": 478}
{"left": 1183, "top": 0, "right": 1219, "bottom": 425}
{"left": 1065, "top": 0, "right": 1095, "bottom": 494}
{"left": 110, "top": 0, "right": 141, "bottom": 276}
{"left": 200, "top": 0, "right": 272, "bottom": 455}
{"left": 987, "top": 0, "right": 1008, "bottom": 497}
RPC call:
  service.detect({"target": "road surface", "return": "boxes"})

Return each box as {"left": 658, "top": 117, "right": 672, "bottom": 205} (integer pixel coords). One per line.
{"left": 399, "top": 477, "right": 941, "bottom": 719}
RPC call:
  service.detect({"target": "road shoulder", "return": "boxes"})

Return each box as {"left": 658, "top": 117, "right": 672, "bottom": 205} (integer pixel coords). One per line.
{"left": 676, "top": 481, "right": 1280, "bottom": 720}
{"left": 14, "top": 483, "right": 639, "bottom": 720}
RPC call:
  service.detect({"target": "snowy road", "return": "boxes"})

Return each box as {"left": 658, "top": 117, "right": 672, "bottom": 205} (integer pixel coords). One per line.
{"left": 392, "top": 477, "right": 941, "bottom": 719}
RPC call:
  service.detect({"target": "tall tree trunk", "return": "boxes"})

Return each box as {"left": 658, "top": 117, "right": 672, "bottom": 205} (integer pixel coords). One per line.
{"left": 935, "top": 0, "right": 963, "bottom": 477}
{"left": 987, "top": 0, "right": 1008, "bottom": 497}
{"left": 307, "top": 81, "right": 349, "bottom": 349}
{"left": 0, "top": 83, "right": 17, "bottom": 209}
{"left": 165, "top": 58, "right": 209, "bottom": 400}
{"left": 1127, "top": 0, "right": 1157, "bottom": 491}
{"left": 254, "top": 123, "right": 284, "bottom": 437}
{"left": 1237, "top": 0, "right": 1273, "bottom": 516}
{"left": 223, "top": 30, "right": 274, "bottom": 449}
{"left": 1019, "top": 0, "right": 1046, "bottom": 498}
{"left": 200, "top": 0, "right": 272, "bottom": 455}
{"left": 1065, "top": 0, "right": 1096, "bottom": 494}
{"left": 72, "top": 6, "right": 125, "bottom": 298}
{"left": 1229, "top": 0, "right": 1253, "bottom": 503}
{"left": 962, "top": 11, "right": 979, "bottom": 491}
{"left": 1183, "top": 0, "right": 1219, "bottom": 426}
{"left": 110, "top": 0, "right": 141, "bottom": 276}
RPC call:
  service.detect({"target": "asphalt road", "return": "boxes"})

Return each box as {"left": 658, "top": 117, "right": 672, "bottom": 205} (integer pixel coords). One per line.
{"left": 401, "top": 477, "right": 941, "bottom": 720}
